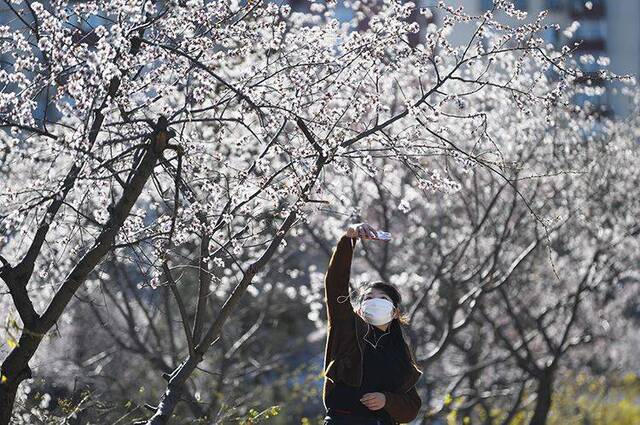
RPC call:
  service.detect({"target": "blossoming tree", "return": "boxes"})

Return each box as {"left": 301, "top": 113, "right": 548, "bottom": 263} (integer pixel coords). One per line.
{"left": 309, "top": 88, "right": 639, "bottom": 424}
{"left": 0, "top": 0, "right": 633, "bottom": 423}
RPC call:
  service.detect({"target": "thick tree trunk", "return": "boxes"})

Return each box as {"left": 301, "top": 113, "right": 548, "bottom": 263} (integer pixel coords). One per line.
{"left": 0, "top": 379, "right": 19, "bottom": 425}
{"left": 529, "top": 368, "right": 554, "bottom": 425}
{"left": 0, "top": 327, "right": 41, "bottom": 424}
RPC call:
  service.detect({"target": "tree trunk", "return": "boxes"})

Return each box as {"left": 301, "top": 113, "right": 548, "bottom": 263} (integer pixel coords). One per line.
{"left": 529, "top": 368, "right": 554, "bottom": 425}
{"left": 0, "top": 379, "right": 20, "bottom": 425}
{"left": 0, "top": 328, "right": 40, "bottom": 424}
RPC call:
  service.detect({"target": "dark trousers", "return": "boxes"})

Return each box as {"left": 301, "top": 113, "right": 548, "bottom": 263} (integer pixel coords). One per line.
{"left": 323, "top": 409, "right": 394, "bottom": 425}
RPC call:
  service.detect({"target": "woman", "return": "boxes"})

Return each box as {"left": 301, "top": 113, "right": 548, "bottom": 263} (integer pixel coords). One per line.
{"left": 322, "top": 222, "right": 423, "bottom": 425}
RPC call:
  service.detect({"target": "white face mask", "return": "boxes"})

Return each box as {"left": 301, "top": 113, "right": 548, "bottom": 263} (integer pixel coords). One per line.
{"left": 360, "top": 298, "right": 395, "bottom": 326}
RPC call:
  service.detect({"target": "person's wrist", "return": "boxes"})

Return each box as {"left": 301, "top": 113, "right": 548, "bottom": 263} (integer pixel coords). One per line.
{"left": 344, "top": 227, "right": 357, "bottom": 238}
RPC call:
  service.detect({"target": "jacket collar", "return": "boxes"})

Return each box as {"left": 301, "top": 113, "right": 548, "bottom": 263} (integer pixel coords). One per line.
{"left": 354, "top": 313, "right": 423, "bottom": 393}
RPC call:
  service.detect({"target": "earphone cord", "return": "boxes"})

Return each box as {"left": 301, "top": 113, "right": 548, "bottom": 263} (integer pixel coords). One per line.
{"left": 363, "top": 323, "right": 390, "bottom": 349}
{"left": 335, "top": 292, "right": 391, "bottom": 349}
{"left": 336, "top": 287, "right": 359, "bottom": 304}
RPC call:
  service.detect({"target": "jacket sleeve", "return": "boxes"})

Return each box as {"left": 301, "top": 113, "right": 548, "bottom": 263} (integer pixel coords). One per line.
{"left": 382, "top": 386, "right": 422, "bottom": 424}
{"left": 324, "top": 234, "right": 357, "bottom": 326}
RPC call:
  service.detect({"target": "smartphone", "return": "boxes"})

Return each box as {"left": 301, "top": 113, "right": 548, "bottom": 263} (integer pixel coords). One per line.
{"left": 374, "top": 230, "right": 391, "bottom": 240}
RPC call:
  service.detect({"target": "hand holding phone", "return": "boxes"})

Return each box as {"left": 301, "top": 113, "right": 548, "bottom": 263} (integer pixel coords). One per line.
{"left": 345, "top": 223, "right": 391, "bottom": 241}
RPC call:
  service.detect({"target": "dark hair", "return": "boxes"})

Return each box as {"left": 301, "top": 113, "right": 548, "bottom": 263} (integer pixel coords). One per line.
{"left": 357, "top": 280, "right": 410, "bottom": 325}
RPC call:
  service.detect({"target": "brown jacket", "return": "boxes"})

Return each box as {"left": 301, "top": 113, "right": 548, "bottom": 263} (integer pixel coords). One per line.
{"left": 322, "top": 235, "right": 423, "bottom": 424}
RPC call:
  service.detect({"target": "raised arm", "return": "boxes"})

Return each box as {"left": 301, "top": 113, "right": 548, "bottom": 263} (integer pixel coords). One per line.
{"left": 324, "top": 234, "right": 358, "bottom": 326}
{"left": 324, "top": 223, "right": 380, "bottom": 326}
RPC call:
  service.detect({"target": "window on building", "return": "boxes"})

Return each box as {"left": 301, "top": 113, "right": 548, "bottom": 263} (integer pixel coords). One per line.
{"left": 570, "top": 0, "right": 605, "bottom": 16}
{"left": 542, "top": 27, "right": 559, "bottom": 46}
{"left": 514, "top": 0, "right": 528, "bottom": 10}
{"left": 544, "top": 0, "right": 563, "bottom": 11}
